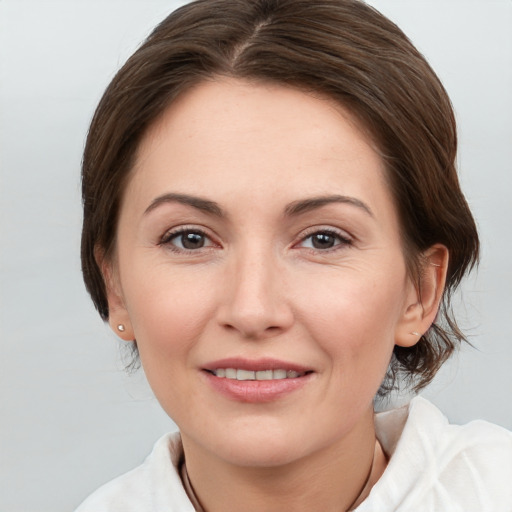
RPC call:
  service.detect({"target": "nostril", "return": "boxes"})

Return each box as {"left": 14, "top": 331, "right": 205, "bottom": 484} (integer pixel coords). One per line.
{"left": 216, "top": 294, "right": 294, "bottom": 339}
{"left": 221, "top": 322, "right": 283, "bottom": 340}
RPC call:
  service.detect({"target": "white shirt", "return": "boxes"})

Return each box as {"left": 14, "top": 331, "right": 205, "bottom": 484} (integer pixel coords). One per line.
{"left": 75, "top": 397, "right": 512, "bottom": 511}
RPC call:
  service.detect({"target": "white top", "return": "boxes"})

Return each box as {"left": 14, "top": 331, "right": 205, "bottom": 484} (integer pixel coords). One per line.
{"left": 75, "top": 397, "right": 512, "bottom": 511}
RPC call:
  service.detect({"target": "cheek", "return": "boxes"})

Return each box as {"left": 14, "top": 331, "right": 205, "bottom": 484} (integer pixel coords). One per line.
{"left": 121, "top": 263, "right": 217, "bottom": 360}
{"left": 295, "top": 268, "right": 406, "bottom": 367}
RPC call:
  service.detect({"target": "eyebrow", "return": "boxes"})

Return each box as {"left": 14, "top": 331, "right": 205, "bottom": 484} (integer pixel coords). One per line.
{"left": 284, "top": 195, "right": 374, "bottom": 217}
{"left": 144, "top": 192, "right": 373, "bottom": 219}
{"left": 144, "top": 193, "right": 225, "bottom": 217}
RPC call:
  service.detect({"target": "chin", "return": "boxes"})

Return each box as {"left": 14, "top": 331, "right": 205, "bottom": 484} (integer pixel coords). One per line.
{"left": 203, "top": 421, "right": 327, "bottom": 469}
{"left": 222, "top": 439, "right": 307, "bottom": 468}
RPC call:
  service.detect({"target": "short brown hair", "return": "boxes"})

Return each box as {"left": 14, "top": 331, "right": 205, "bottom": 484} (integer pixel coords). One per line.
{"left": 81, "top": 0, "right": 479, "bottom": 393}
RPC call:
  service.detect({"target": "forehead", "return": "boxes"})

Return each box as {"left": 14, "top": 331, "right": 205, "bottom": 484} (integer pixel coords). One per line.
{"left": 126, "top": 78, "right": 394, "bottom": 220}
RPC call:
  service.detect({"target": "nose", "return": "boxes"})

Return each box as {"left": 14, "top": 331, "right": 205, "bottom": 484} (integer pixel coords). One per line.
{"left": 216, "top": 248, "right": 294, "bottom": 340}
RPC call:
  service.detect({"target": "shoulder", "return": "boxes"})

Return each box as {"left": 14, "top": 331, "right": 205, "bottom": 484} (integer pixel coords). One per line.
{"left": 405, "top": 396, "right": 512, "bottom": 466}
{"left": 74, "top": 432, "right": 195, "bottom": 512}
{"left": 411, "top": 397, "right": 512, "bottom": 494}
{"left": 363, "top": 397, "right": 512, "bottom": 512}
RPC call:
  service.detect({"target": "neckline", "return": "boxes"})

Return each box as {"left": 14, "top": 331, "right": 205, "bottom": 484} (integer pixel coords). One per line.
{"left": 179, "top": 438, "right": 387, "bottom": 512}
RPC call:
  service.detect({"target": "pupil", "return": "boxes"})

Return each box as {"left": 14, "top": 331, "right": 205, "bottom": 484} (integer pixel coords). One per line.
{"left": 312, "top": 233, "right": 335, "bottom": 249}
{"left": 182, "top": 232, "right": 204, "bottom": 249}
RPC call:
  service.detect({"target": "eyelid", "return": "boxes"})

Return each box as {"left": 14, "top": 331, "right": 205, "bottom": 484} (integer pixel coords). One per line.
{"left": 293, "top": 225, "right": 353, "bottom": 250}
{"left": 297, "top": 225, "right": 352, "bottom": 240}
{"left": 158, "top": 224, "right": 220, "bottom": 249}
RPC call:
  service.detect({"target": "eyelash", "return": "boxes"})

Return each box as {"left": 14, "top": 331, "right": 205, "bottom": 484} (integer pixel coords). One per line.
{"left": 158, "top": 226, "right": 353, "bottom": 254}
{"left": 295, "top": 227, "right": 353, "bottom": 252}
{"left": 159, "top": 226, "right": 217, "bottom": 253}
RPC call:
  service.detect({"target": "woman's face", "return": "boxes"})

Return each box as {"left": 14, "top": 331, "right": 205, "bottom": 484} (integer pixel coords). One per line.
{"left": 108, "top": 78, "right": 420, "bottom": 467}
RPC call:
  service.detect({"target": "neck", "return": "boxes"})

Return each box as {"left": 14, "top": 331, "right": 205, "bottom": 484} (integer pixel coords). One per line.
{"left": 181, "top": 406, "right": 386, "bottom": 512}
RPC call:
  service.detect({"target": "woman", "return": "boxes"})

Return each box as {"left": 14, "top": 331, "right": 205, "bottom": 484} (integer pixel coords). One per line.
{"left": 76, "top": 0, "right": 512, "bottom": 510}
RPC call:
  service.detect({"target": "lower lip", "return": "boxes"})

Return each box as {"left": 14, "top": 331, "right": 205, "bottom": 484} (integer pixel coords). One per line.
{"left": 203, "top": 371, "right": 313, "bottom": 403}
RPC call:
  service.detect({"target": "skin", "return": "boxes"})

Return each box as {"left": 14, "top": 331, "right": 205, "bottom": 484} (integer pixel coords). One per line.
{"left": 103, "top": 78, "right": 448, "bottom": 511}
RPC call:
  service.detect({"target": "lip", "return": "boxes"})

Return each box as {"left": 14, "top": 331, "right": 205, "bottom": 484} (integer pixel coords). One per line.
{"left": 202, "top": 357, "right": 312, "bottom": 373}
{"left": 201, "top": 358, "right": 314, "bottom": 403}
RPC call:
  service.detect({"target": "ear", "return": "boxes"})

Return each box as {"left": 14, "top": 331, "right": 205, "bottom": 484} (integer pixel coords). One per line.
{"left": 395, "top": 244, "right": 449, "bottom": 348}
{"left": 94, "top": 245, "right": 135, "bottom": 341}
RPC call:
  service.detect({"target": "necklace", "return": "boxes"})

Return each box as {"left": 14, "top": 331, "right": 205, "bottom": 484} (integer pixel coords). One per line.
{"left": 180, "top": 461, "right": 205, "bottom": 511}
{"left": 180, "top": 438, "right": 385, "bottom": 512}
{"left": 346, "top": 438, "right": 384, "bottom": 510}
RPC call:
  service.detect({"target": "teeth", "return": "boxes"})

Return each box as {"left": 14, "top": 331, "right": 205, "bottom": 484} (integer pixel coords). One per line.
{"left": 225, "top": 368, "right": 237, "bottom": 379}
{"left": 237, "top": 369, "right": 255, "bottom": 380}
{"left": 255, "top": 370, "right": 273, "bottom": 380}
{"left": 273, "top": 369, "right": 287, "bottom": 379}
{"left": 212, "top": 368, "right": 305, "bottom": 380}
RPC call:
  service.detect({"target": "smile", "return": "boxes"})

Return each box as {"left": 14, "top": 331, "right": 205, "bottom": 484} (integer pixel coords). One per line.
{"left": 203, "top": 359, "right": 314, "bottom": 402}
{"left": 210, "top": 368, "right": 307, "bottom": 380}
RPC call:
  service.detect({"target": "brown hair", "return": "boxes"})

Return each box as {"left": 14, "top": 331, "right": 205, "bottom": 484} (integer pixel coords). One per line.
{"left": 81, "top": 0, "right": 479, "bottom": 393}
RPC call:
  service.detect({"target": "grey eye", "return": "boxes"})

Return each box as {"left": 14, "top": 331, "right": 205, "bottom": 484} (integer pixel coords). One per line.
{"left": 299, "top": 230, "right": 350, "bottom": 250}
{"left": 310, "top": 232, "right": 337, "bottom": 249}
{"left": 176, "top": 232, "right": 206, "bottom": 250}
{"left": 162, "top": 229, "right": 214, "bottom": 250}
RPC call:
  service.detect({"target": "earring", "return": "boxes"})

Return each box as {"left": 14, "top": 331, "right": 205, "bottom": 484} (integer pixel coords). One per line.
{"left": 410, "top": 331, "right": 421, "bottom": 336}
{"left": 117, "top": 324, "right": 126, "bottom": 332}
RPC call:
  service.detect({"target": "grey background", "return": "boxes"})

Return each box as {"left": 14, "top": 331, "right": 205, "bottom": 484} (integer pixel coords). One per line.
{"left": 1, "top": 1, "right": 511, "bottom": 510}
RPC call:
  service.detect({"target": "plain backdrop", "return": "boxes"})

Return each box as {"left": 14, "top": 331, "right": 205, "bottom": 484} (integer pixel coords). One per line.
{"left": 1, "top": 1, "right": 511, "bottom": 510}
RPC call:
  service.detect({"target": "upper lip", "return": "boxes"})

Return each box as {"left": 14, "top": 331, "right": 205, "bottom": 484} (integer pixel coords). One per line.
{"left": 202, "top": 358, "right": 312, "bottom": 373}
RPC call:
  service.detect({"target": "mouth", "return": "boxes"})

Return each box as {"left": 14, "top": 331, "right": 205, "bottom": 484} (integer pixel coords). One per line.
{"left": 206, "top": 368, "right": 310, "bottom": 380}
{"left": 202, "top": 359, "right": 314, "bottom": 402}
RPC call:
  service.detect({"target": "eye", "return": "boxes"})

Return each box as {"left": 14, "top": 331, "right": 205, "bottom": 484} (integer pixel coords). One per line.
{"left": 297, "top": 229, "right": 352, "bottom": 250}
{"left": 160, "top": 228, "right": 216, "bottom": 251}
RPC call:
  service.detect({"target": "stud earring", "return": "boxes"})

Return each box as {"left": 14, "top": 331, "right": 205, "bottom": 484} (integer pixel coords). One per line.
{"left": 410, "top": 331, "right": 421, "bottom": 336}
{"left": 117, "top": 324, "right": 126, "bottom": 332}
